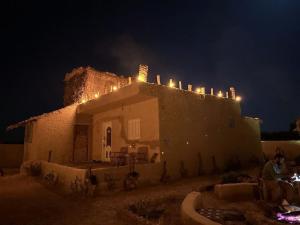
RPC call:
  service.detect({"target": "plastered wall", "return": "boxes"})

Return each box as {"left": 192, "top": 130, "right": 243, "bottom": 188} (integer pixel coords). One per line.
{"left": 140, "top": 84, "right": 262, "bottom": 177}
{"left": 91, "top": 98, "right": 160, "bottom": 161}
{"left": 24, "top": 104, "right": 77, "bottom": 163}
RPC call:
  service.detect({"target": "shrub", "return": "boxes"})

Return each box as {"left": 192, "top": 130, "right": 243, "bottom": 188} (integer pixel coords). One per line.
{"left": 128, "top": 199, "right": 165, "bottom": 220}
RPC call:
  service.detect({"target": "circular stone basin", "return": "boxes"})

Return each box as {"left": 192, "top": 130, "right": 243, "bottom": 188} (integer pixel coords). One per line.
{"left": 197, "top": 208, "right": 246, "bottom": 224}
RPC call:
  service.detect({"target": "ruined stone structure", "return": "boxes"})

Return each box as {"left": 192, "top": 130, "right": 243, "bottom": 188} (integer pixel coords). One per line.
{"left": 63, "top": 67, "right": 130, "bottom": 106}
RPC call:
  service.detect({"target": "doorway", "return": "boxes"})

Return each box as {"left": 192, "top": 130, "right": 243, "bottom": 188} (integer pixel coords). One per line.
{"left": 102, "top": 121, "right": 112, "bottom": 162}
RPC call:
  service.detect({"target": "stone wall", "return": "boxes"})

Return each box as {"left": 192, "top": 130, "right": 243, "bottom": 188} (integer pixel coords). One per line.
{"left": 0, "top": 144, "right": 24, "bottom": 168}
{"left": 63, "top": 67, "right": 130, "bottom": 106}
{"left": 181, "top": 191, "right": 220, "bottom": 225}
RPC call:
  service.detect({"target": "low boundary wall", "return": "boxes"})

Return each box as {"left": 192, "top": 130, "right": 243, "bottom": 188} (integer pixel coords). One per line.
{"left": 40, "top": 161, "right": 87, "bottom": 192}
{"left": 262, "top": 140, "right": 300, "bottom": 160}
{"left": 92, "top": 162, "right": 163, "bottom": 191}
{"left": 0, "top": 144, "right": 23, "bottom": 168}
{"left": 181, "top": 191, "right": 221, "bottom": 225}
{"left": 22, "top": 161, "right": 163, "bottom": 193}
{"left": 214, "top": 183, "right": 258, "bottom": 200}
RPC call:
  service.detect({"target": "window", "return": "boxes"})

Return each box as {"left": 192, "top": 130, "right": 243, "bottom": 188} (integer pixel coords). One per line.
{"left": 128, "top": 119, "right": 141, "bottom": 140}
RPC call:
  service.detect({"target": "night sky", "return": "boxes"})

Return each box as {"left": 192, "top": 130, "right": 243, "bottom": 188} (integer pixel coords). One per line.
{"left": 1, "top": 1, "right": 300, "bottom": 142}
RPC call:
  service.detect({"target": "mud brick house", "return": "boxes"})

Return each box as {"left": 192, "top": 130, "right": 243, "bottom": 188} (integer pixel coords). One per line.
{"left": 8, "top": 65, "right": 262, "bottom": 177}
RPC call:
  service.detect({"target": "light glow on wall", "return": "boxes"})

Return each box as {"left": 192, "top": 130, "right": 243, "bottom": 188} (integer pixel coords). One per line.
{"left": 169, "top": 79, "right": 175, "bottom": 88}
{"left": 195, "top": 88, "right": 201, "bottom": 94}
{"left": 217, "top": 91, "right": 223, "bottom": 98}
{"left": 137, "top": 75, "right": 146, "bottom": 82}
{"left": 235, "top": 96, "right": 242, "bottom": 102}
{"left": 94, "top": 93, "right": 99, "bottom": 98}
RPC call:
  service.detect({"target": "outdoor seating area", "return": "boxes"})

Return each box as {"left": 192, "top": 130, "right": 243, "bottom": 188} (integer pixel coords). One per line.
{"left": 110, "top": 146, "right": 149, "bottom": 167}
{"left": 66, "top": 146, "right": 150, "bottom": 169}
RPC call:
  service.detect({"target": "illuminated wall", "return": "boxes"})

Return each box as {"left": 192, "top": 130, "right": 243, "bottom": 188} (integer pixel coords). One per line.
{"left": 63, "top": 67, "right": 129, "bottom": 106}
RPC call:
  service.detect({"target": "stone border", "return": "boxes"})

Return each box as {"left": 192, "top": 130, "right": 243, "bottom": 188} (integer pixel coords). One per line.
{"left": 181, "top": 191, "right": 221, "bottom": 225}
{"left": 214, "top": 183, "right": 258, "bottom": 200}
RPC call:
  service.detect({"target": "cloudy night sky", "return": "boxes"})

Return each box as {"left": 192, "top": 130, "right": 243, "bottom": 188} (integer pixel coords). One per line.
{"left": 1, "top": 0, "right": 300, "bottom": 142}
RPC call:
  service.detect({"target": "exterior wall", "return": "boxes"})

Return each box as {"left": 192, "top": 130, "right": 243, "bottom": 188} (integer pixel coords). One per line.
{"left": 40, "top": 161, "right": 87, "bottom": 193}
{"left": 91, "top": 98, "right": 160, "bottom": 161}
{"left": 140, "top": 84, "right": 262, "bottom": 177}
{"left": 92, "top": 162, "right": 163, "bottom": 191}
{"left": 63, "top": 67, "right": 129, "bottom": 106}
{"left": 262, "top": 140, "right": 300, "bottom": 160}
{"left": 24, "top": 104, "right": 78, "bottom": 163}
{"left": 0, "top": 144, "right": 24, "bottom": 168}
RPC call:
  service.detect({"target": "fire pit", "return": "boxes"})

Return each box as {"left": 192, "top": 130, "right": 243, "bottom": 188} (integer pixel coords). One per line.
{"left": 197, "top": 208, "right": 246, "bottom": 224}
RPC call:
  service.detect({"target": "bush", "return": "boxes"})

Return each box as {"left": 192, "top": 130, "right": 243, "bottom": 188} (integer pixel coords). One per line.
{"left": 128, "top": 199, "right": 165, "bottom": 220}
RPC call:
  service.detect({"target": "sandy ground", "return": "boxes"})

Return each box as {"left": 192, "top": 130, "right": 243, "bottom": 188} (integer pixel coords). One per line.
{"left": 0, "top": 174, "right": 219, "bottom": 225}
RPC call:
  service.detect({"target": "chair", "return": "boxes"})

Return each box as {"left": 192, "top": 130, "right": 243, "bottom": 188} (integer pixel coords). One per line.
{"left": 136, "top": 146, "right": 148, "bottom": 164}
{"left": 110, "top": 147, "right": 129, "bottom": 166}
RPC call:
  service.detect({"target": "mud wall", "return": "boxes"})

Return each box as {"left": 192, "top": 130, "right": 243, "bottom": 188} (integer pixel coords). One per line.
{"left": 24, "top": 104, "right": 78, "bottom": 163}
{"left": 141, "top": 84, "right": 262, "bottom": 178}
{"left": 0, "top": 144, "right": 24, "bottom": 168}
{"left": 91, "top": 97, "right": 160, "bottom": 162}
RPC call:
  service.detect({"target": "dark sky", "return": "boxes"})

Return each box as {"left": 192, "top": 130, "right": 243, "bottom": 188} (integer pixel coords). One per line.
{"left": 1, "top": 0, "right": 300, "bottom": 142}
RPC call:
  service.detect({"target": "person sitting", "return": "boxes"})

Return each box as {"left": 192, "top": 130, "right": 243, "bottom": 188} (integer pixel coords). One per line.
{"left": 262, "top": 153, "right": 294, "bottom": 203}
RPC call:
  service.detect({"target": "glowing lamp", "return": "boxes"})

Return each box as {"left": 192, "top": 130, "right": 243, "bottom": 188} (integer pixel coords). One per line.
{"left": 169, "top": 79, "right": 175, "bottom": 88}
{"left": 235, "top": 96, "right": 242, "bottom": 102}
{"left": 195, "top": 88, "right": 201, "bottom": 94}
{"left": 112, "top": 86, "right": 118, "bottom": 91}
{"left": 94, "top": 93, "right": 99, "bottom": 98}
{"left": 217, "top": 91, "right": 223, "bottom": 98}
{"left": 137, "top": 75, "right": 146, "bottom": 82}
{"left": 81, "top": 99, "right": 87, "bottom": 104}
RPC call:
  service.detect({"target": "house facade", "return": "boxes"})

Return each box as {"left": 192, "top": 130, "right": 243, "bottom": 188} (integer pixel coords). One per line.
{"left": 9, "top": 66, "right": 262, "bottom": 177}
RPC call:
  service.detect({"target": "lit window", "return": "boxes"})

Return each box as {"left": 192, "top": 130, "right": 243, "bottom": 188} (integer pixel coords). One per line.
{"left": 128, "top": 119, "right": 141, "bottom": 140}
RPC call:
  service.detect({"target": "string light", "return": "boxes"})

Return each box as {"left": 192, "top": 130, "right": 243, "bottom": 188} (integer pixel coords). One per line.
{"left": 169, "top": 79, "right": 175, "bottom": 88}
{"left": 217, "top": 91, "right": 223, "bottom": 98}
{"left": 235, "top": 96, "right": 242, "bottom": 102}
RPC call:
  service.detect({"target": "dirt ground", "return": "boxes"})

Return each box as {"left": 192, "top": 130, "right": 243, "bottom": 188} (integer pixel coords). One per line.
{"left": 0, "top": 174, "right": 219, "bottom": 225}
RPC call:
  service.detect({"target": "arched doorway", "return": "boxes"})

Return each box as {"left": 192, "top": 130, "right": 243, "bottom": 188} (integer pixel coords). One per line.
{"left": 102, "top": 121, "right": 112, "bottom": 161}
